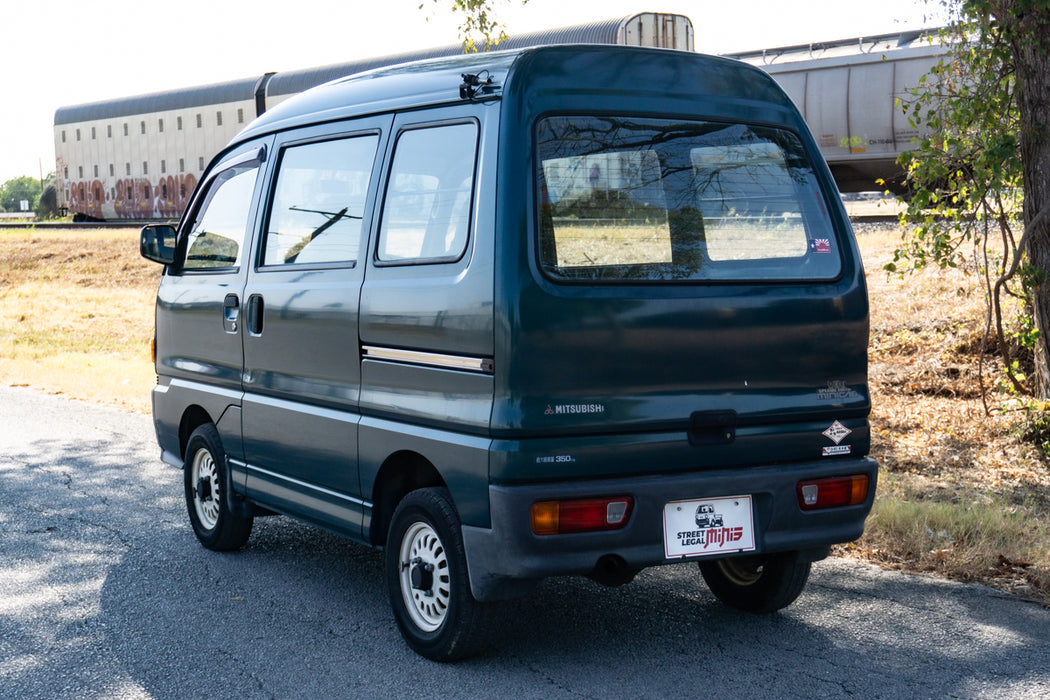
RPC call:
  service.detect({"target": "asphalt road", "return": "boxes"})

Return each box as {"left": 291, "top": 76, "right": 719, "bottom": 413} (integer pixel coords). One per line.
{"left": 1, "top": 385, "right": 1048, "bottom": 699}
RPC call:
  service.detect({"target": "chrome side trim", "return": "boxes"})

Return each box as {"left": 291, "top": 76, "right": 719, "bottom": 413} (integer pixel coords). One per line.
{"left": 243, "top": 462, "right": 371, "bottom": 509}
{"left": 361, "top": 345, "right": 494, "bottom": 375}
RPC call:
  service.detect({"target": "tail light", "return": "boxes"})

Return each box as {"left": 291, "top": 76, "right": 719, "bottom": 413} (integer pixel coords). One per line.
{"left": 797, "top": 475, "right": 869, "bottom": 511}
{"left": 531, "top": 497, "right": 633, "bottom": 535}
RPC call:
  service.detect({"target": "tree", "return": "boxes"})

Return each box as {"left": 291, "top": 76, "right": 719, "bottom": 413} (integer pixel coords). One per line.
{"left": 893, "top": 0, "right": 1050, "bottom": 399}
{"left": 37, "top": 173, "right": 59, "bottom": 219}
{"left": 424, "top": 0, "right": 527, "bottom": 51}
{"left": 0, "top": 176, "right": 43, "bottom": 214}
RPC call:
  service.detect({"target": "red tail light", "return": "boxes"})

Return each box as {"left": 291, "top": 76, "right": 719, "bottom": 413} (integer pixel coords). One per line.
{"left": 797, "top": 475, "right": 869, "bottom": 511}
{"left": 531, "top": 497, "right": 633, "bottom": 535}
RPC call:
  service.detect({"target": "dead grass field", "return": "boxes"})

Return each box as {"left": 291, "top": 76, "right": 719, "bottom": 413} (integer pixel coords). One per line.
{"left": 0, "top": 228, "right": 158, "bottom": 412}
{"left": 1, "top": 223, "right": 1047, "bottom": 603}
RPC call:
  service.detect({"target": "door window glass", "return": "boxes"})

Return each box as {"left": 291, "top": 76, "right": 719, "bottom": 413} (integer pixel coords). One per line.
{"left": 262, "top": 134, "right": 380, "bottom": 266}
{"left": 182, "top": 162, "right": 259, "bottom": 270}
{"left": 377, "top": 123, "right": 477, "bottom": 263}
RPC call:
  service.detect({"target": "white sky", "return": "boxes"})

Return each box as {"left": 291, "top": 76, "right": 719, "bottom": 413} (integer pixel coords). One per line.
{"left": 0, "top": 0, "right": 943, "bottom": 184}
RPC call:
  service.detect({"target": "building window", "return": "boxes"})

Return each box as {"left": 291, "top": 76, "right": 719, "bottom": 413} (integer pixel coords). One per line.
{"left": 140, "top": 121, "right": 146, "bottom": 135}
{"left": 216, "top": 111, "right": 223, "bottom": 127}
{"left": 124, "top": 123, "right": 129, "bottom": 136}
{"left": 237, "top": 108, "right": 244, "bottom": 124}
{"left": 76, "top": 128, "right": 81, "bottom": 141}
{"left": 158, "top": 118, "right": 164, "bottom": 133}
{"left": 177, "top": 116, "right": 183, "bottom": 130}
{"left": 196, "top": 113, "right": 202, "bottom": 128}
{"left": 161, "top": 160, "right": 166, "bottom": 174}
{"left": 125, "top": 163, "right": 131, "bottom": 176}
{"left": 63, "top": 167, "right": 68, "bottom": 178}
{"left": 179, "top": 158, "right": 185, "bottom": 173}
{"left": 142, "top": 161, "right": 148, "bottom": 175}
{"left": 109, "top": 164, "right": 114, "bottom": 176}
{"left": 93, "top": 165, "right": 99, "bottom": 177}
{"left": 107, "top": 124, "right": 112, "bottom": 138}
{"left": 78, "top": 166, "right": 83, "bottom": 178}
{"left": 91, "top": 126, "right": 96, "bottom": 139}
{"left": 61, "top": 130, "right": 66, "bottom": 143}
{"left": 111, "top": 187, "right": 116, "bottom": 199}
{"left": 198, "top": 156, "right": 205, "bottom": 170}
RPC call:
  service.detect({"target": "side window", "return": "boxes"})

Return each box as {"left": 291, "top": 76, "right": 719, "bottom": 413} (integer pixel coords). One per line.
{"left": 262, "top": 134, "right": 379, "bottom": 266}
{"left": 182, "top": 162, "right": 260, "bottom": 270}
{"left": 377, "top": 122, "right": 477, "bottom": 263}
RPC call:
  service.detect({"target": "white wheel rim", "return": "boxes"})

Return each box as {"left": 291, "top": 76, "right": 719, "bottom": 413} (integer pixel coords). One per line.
{"left": 190, "top": 447, "right": 221, "bottom": 530}
{"left": 718, "top": 557, "right": 765, "bottom": 586}
{"left": 398, "top": 521, "right": 450, "bottom": 633}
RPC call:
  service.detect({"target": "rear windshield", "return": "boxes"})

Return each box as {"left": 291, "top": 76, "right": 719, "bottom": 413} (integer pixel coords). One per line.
{"left": 535, "top": 116, "right": 841, "bottom": 283}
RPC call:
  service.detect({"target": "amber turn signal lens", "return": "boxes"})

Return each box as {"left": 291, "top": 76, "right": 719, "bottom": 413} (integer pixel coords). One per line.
{"left": 531, "top": 497, "right": 634, "bottom": 535}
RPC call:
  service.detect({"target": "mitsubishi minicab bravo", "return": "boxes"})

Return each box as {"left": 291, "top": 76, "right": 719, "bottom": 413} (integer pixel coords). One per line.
{"left": 140, "top": 44, "right": 877, "bottom": 661}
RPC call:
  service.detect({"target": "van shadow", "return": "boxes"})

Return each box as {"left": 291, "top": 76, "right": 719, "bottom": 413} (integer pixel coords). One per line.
{"left": 3, "top": 427, "right": 1047, "bottom": 698}
{"left": 97, "top": 516, "right": 1050, "bottom": 699}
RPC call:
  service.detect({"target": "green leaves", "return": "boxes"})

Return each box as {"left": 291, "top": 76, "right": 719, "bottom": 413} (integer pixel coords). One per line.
{"left": 425, "top": 0, "right": 528, "bottom": 52}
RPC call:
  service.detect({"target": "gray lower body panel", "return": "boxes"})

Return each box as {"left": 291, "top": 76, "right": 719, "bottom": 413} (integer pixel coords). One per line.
{"left": 462, "top": 456, "right": 877, "bottom": 601}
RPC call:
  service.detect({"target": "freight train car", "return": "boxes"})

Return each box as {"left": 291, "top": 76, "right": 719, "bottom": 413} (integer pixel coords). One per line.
{"left": 54, "top": 15, "right": 947, "bottom": 221}
{"left": 729, "top": 30, "right": 948, "bottom": 194}
{"left": 53, "top": 12, "right": 693, "bottom": 221}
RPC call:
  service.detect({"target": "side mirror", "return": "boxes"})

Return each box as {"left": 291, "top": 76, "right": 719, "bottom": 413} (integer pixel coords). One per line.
{"left": 140, "top": 224, "right": 177, "bottom": 265}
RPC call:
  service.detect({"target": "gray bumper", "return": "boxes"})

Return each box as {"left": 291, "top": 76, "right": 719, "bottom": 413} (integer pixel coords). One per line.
{"left": 462, "top": 456, "right": 877, "bottom": 601}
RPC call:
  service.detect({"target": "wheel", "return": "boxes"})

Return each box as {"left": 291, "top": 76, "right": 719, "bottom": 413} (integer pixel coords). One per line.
{"left": 698, "top": 551, "right": 811, "bottom": 613}
{"left": 184, "top": 424, "right": 253, "bottom": 551}
{"left": 385, "top": 487, "right": 490, "bottom": 661}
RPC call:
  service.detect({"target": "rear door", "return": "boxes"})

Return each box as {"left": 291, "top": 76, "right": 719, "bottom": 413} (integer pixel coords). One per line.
{"left": 240, "top": 117, "right": 390, "bottom": 535}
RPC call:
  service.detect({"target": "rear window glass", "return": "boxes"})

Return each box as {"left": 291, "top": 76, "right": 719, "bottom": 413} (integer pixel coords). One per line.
{"left": 536, "top": 116, "right": 841, "bottom": 283}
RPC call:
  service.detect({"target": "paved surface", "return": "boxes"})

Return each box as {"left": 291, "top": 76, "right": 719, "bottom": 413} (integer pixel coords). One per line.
{"left": 1, "top": 385, "right": 1048, "bottom": 699}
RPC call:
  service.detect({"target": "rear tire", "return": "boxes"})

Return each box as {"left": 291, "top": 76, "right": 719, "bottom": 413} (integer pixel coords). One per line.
{"left": 699, "top": 551, "right": 811, "bottom": 613}
{"left": 386, "top": 487, "right": 490, "bottom": 661}
{"left": 184, "top": 424, "right": 253, "bottom": 551}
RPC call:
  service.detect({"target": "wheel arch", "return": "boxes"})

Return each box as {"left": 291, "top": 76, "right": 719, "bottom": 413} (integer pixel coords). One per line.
{"left": 370, "top": 450, "right": 447, "bottom": 548}
{"left": 178, "top": 405, "right": 214, "bottom": 462}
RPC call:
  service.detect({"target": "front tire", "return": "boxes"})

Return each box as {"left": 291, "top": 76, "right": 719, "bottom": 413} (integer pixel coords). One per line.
{"left": 385, "top": 488, "right": 490, "bottom": 661}
{"left": 184, "top": 424, "right": 253, "bottom": 551}
{"left": 699, "top": 551, "right": 811, "bottom": 613}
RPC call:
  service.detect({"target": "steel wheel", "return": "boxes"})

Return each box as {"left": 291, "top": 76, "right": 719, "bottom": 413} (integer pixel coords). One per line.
{"left": 715, "top": 556, "right": 765, "bottom": 587}
{"left": 190, "top": 445, "right": 221, "bottom": 531}
{"left": 699, "top": 551, "right": 811, "bottom": 613}
{"left": 183, "top": 423, "right": 253, "bottom": 551}
{"left": 398, "top": 521, "right": 451, "bottom": 633}
{"left": 385, "top": 487, "right": 491, "bottom": 661}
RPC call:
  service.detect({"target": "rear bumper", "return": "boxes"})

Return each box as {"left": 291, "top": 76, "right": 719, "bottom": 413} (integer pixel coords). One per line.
{"left": 462, "top": 456, "right": 877, "bottom": 601}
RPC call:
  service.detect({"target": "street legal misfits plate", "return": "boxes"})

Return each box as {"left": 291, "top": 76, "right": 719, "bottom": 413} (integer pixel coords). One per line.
{"left": 663, "top": 495, "right": 756, "bottom": 559}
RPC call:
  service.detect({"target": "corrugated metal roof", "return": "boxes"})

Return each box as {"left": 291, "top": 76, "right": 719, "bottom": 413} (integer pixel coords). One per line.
{"left": 53, "top": 15, "right": 644, "bottom": 125}
{"left": 54, "top": 76, "right": 259, "bottom": 126}
{"left": 265, "top": 16, "right": 630, "bottom": 98}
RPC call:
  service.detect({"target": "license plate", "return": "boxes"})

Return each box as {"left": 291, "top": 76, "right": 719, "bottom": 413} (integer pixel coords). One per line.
{"left": 663, "top": 495, "right": 756, "bottom": 559}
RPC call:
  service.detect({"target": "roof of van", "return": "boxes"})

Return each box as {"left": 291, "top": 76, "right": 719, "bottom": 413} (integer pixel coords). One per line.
{"left": 234, "top": 44, "right": 789, "bottom": 144}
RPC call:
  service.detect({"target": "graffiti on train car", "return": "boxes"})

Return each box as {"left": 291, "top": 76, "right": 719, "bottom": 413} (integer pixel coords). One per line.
{"left": 66, "top": 173, "right": 197, "bottom": 219}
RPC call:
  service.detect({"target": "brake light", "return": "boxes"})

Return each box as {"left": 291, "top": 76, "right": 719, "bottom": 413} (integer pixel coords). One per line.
{"left": 531, "top": 497, "right": 633, "bottom": 535}
{"left": 797, "top": 475, "right": 869, "bottom": 511}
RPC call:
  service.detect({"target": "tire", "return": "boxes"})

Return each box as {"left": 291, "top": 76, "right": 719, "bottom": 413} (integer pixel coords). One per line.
{"left": 385, "top": 487, "right": 491, "bottom": 661}
{"left": 184, "top": 424, "right": 253, "bottom": 551}
{"left": 698, "top": 551, "right": 811, "bottom": 613}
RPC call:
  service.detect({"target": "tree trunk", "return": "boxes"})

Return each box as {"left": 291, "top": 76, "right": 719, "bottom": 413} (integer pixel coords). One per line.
{"left": 1007, "top": 7, "right": 1050, "bottom": 397}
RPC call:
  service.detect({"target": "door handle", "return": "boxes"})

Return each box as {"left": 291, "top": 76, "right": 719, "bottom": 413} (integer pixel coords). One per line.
{"left": 246, "top": 294, "right": 265, "bottom": 336}
{"left": 223, "top": 293, "right": 239, "bottom": 333}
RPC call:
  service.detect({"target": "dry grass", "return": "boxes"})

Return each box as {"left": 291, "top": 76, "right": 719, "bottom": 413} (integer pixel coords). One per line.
{"left": 843, "top": 225, "right": 1050, "bottom": 604}
{"left": 2, "top": 222, "right": 1048, "bottom": 603}
{"left": 0, "top": 228, "right": 158, "bottom": 412}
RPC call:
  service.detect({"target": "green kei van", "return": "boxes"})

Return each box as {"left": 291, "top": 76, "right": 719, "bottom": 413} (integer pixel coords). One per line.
{"left": 140, "top": 44, "right": 878, "bottom": 660}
